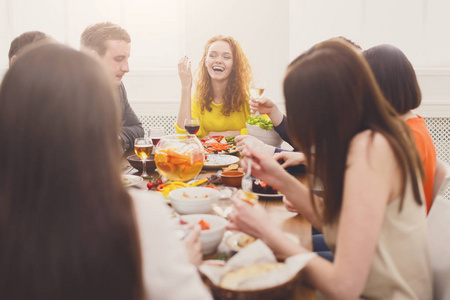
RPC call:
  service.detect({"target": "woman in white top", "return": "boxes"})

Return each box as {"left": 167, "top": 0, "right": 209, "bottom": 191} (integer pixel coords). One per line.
{"left": 228, "top": 39, "right": 432, "bottom": 299}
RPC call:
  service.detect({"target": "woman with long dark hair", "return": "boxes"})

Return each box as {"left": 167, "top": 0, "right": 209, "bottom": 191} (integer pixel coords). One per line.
{"left": 0, "top": 43, "right": 211, "bottom": 300}
{"left": 228, "top": 39, "right": 432, "bottom": 299}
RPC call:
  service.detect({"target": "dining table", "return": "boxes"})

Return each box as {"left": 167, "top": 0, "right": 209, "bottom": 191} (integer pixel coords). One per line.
{"left": 121, "top": 149, "right": 317, "bottom": 300}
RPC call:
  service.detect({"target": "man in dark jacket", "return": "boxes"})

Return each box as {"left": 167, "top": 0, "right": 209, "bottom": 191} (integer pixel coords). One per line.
{"left": 81, "top": 22, "right": 144, "bottom": 151}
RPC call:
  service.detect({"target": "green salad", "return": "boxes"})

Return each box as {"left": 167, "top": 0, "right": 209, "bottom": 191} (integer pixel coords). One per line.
{"left": 246, "top": 115, "right": 274, "bottom": 130}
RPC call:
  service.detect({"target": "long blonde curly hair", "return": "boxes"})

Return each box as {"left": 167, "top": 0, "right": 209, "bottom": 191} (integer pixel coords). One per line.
{"left": 194, "top": 35, "right": 252, "bottom": 116}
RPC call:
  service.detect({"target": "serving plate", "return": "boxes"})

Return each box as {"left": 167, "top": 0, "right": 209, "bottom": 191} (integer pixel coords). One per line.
{"left": 122, "top": 174, "right": 143, "bottom": 187}
{"left": 253, "top": 191, "right": 284, "bottom": 201}
{"left": 204, "top": 154, "right": 240, "bottom": 170}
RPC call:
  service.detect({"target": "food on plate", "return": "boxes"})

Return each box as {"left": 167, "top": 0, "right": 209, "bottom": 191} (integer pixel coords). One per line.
{"left": 237, "top": 233, "right": 256, "bottom": 248}
{"left": 238, "top": 191, "right": 258, "bottom": 206}
{"left": 157, "top": 180, "right": 212, "bottom": 198}
{"left": 225, "top": 136, "right": 235, "bottom": 143}
{"left": 201, "top": 135, "right": 238, "bottom": 155}
{"left": 222, "top": 163, "right": 242, "bottom": 172}
{"left": 122, "top": 177, "right": 133, "bottom": 186}
{"left": 246, "top": 115, "right": 274, "bottom": 130}
{"left": 220, "top": 262, "right": 284, "bottom": 290}
{"left": 252, "top": 180, "right": 278, "bottom": 194}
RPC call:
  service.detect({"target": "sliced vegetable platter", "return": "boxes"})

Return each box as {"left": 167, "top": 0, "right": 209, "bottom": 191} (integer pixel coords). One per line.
{"left": 200, "top": 135, "right": 238, "bottom": 155}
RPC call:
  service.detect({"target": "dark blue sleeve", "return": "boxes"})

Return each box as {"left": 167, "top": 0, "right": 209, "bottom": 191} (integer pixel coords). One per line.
{"left": 118, "top": 83, "right": 145, "bottom": 151}
{"left": 274, "top": 115, "right": 292, "bottom": 146}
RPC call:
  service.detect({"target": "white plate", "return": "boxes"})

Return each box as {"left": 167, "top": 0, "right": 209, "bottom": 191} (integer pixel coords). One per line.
{"left": 122, "top": 174, "right": 143, "bottom": 187}
{"left": 203, "top": 154, "right": 240, "bottom": 170}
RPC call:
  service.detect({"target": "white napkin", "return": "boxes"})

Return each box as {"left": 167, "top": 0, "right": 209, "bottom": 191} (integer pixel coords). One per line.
{"left": 199, "top": 239, "right": 316, "bottom": 290}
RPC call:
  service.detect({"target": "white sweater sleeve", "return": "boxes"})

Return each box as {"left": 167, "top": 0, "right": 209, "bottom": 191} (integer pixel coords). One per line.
{"left": 129, "top": 190, "right": 212, "bottom": 300}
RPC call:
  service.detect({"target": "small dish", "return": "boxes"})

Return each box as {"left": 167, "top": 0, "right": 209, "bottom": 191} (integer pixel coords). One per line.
{"left": 169, "top": 187, "right": 220, "bottom": 215}
{"left": 221, "top": 171, "right": 245, "bottom": 187}
{"left": 179, "top": 214, "right": 228, "bottom": 255}
{"left": 127, "top": 154, "right": 156, "bottom": 172}
{"left": 122, "top": 174, "right": 143, "bottom": 187}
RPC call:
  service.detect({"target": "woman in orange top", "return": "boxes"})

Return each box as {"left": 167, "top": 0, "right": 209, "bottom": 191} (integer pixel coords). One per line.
{"left": 364, "top": 44, "right": 436, "bottom": 213}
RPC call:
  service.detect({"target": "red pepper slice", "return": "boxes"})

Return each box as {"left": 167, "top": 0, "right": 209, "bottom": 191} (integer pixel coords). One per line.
{"left": 156, "top": 183, "right": 171, "bottom": 192}
{"left": 198, "top": 219, "right": 210, "bottom": 230}
{"left": 204, "top": 185, "right": 220, "bottom": 191}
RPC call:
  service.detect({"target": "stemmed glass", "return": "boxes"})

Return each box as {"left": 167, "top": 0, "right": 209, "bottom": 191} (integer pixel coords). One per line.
{"left": 134, "top": 137, "right": 153, "bottom": 178}
{"left": 184, "top": 118, "right": 200, "bottom": 135}
{"left": 148, "top": 127, "right": 165, "bottom": 149}
{"left": 249, "top": 77, "right": 266, "bottom": 116}
{"left": 211, "top": 187, "right": 237, "bottom": 218}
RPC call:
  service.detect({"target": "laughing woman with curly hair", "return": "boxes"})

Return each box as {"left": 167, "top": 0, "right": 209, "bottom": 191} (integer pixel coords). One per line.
{"left": 176, "top": 35, "right": 252, "bottom": 138}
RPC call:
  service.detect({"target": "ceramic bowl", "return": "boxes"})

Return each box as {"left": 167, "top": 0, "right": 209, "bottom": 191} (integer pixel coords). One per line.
{"left": 127, "top": 154, "right": 156, "bottom": 172}
{"left": 221, "top": 171, "right": 245, "bottom": 187}
{"left": 169, "top": 187, "right": 220, "bottom": 214}
{"left": 180, "top": 214, "right": 227, "bottom": 255}
{"left": 246, "top": 124, "right": 283, "bottom": 147}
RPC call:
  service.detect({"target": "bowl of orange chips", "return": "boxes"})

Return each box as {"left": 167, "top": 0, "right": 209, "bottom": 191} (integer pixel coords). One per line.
{"left": 154, "top": 134, "right": 205, "bottom": 181}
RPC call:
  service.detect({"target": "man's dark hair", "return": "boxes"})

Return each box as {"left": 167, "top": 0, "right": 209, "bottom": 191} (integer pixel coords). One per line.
{"left": 8, "top": 31, "right": 50, "bottom": 61}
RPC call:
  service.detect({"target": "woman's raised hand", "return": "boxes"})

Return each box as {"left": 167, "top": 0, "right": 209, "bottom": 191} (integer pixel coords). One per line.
{"left": 249, "top": 96, "right": 275, "bottom": 115}
{"left": 249, "top": 96, "right": 284, "bottom": 126}
{"left": 178, "top": 56, "right": 192, "bottom": 88}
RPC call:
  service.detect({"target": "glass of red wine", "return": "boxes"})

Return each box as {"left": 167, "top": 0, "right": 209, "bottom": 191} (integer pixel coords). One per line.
{"left": 148, "top": 127, "right": 165, "bottom": 152}
{"left": 184, "top": 118, "right": 200, "bottom": 135}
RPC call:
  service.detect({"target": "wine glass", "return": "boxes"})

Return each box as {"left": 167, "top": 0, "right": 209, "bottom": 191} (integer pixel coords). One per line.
{"left": 211, "top": 187, "right": 237, "bottom": 218}
{"left": 148, "top": 127, "right": 165, "bottom": 148}
{"left": 249, "top": 77, "right": 266, "bottom": 116}
{"left": 134, "top": 137, "right": 154, "bottom": 178}
{"left": 184, "top": 118, "right": 200, "bottom": 135}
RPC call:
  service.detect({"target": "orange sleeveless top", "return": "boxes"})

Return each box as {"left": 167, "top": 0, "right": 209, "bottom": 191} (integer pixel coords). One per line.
{"left": 406, "top": 115, "right": 436, "bottom": 214}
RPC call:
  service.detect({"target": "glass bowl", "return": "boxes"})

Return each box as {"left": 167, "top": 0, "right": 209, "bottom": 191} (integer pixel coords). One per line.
{"left": 155, "top": 134, "right": 204, "bottom": 181}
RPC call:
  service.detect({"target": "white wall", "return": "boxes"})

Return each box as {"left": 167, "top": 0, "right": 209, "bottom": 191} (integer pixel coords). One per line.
{"left": 1, "top": 0, "right": 450, "bottom": 117}
{"left": 127, "top": 0, "right": 290, "bottom": 115}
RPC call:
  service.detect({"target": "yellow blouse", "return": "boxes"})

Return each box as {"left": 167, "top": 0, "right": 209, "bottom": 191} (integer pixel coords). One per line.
{"left": 175, "top": 98, "right": 250, "bottom": 138}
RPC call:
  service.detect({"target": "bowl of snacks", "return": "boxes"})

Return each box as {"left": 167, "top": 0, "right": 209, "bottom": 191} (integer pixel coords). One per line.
{"left": 154, "top": 134, "right": 204, "bottom": 181}
{"left": 127, "top": 154, "right": 156, "bottom": 172}
{"left": 169, "top": 187, "right": 220, "bottom": 215}
{"left": 246, "top": 116, "right": 282, "bottom": 148}
{"left": 179, "top": 214, "right": 228, "bottom": 254}
{"left": 221, "top": 171, "right": 245, "bottom": 187}
{"left": 200, "top": 240, "right": 313, "bottom": 300}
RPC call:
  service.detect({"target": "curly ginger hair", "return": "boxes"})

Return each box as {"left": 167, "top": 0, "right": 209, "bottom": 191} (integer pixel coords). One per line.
{"left": 194, "top": 35, "right": 252, "bottom": 116}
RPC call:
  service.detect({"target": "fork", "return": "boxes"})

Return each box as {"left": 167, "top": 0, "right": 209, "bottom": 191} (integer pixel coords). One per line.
{"left": 241, "top": 156, "right": 253, "bottom": 192}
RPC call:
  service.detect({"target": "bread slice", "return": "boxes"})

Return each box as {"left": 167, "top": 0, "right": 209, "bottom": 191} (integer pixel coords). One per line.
{"left": 220, "top": 262, "right": 284, "bottom": 290}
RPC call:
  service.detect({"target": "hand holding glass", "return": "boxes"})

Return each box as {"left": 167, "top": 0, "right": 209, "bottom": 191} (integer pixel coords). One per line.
{"left": 249, "top": 77, "right": 266, "bottom": 116}
{"left": 134, "top": 138, "right": 153, "bottom": 178}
